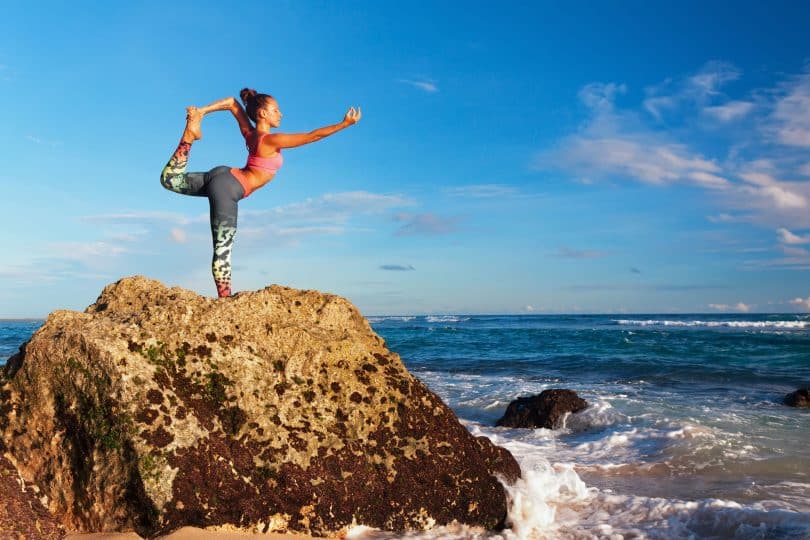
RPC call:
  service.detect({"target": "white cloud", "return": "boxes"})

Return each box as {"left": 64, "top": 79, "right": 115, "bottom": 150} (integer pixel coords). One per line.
{"left": 105, "top": 230, "right": 148, "bottom": 243}
{"left": 398, "top": 79, "right": 438, "bottom": 93}
{"left": 703, "top": 100, "right": 754, "bottom": 122}
{"left": 392, "top": 213, "right": 459, "bottom": 236}
{"left": 539, "top": 65, "right": 810, "bottom": 233}
{"left": 738, "top": 171, "right": 807, "bottom": 209}
{"left": 541, "top": 136, "right": 726, "bottom": 189}
{"left": 25, "top": 135, "right": 62, "bottom": 146}
{"left": 443, "top": 184, "right": 519, "bottom": 198}
{"left": 643, "top": 61, "right": 741, "bottom": 120}
{"left": 48, "top": 241, "right": 129, "bottom": 261}
{"left": 688, "top": 62, "right": 741, "bottom": 94}
{"left": 579, "top": 82, "right": 627, "bottom": 111}
{"left": 524, "top": 305, "right": 536, "bottom": 312}
{"left": 776, "top": 227, "right": 810, "bottom": 244}
{"left": 707, "top": 213, "right": 736, "bottom": 223}
{"left": 243, "top": 191, "right": 414, "bottom": 225}
{"left": 780, "top": 245, "right": 809, "bottom": 257}
{"left": 769, "top": 73, "right": 810, "bottom": 147}
{"left": 83, "top": 191, "right": 414, "bottom": 237}
{"left": 790, "top": 296, "right": 810, "bottom": 309}
{"left": 708, "top": 302, "right": 751, "bottom": 312}
{"left": 237, "top": 224, "right": 346, "bottom": 248}
{"left": 82, "top": 211, "right": 194, "bottom": 226}
{"left": 170, "top": 228, "right": 188, "bottom": 243}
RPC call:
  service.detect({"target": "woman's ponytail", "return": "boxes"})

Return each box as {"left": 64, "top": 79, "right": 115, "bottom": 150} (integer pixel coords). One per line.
{"left": 240, "top": 87, "right": 269, "bottom": 124}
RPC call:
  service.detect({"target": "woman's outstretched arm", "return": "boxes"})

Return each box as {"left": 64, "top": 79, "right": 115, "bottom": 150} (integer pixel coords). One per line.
{"left": 196, "top": 97, "right": 252, "bottom": 137}
{"left": 265, "top": 107, "right": 361, "bottom": 150}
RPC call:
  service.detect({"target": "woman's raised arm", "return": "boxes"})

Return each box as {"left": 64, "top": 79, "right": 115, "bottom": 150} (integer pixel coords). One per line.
{"left": 195, "top": 97, "right": 253, "bottom": 137}
{"left": 265, "top": 107, "right": 361, "bottom": 150}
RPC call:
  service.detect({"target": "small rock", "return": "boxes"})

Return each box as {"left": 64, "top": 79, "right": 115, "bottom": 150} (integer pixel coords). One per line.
{"left": 496, "top": 389, "right": 587, "bottom": 429}
{"left": 784, "top": 388, "right": 810, "bottom": 407}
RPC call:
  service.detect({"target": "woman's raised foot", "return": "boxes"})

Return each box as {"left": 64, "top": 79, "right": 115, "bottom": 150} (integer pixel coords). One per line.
{"left": 183, "top": 106, "right": 203, "bottom": 142}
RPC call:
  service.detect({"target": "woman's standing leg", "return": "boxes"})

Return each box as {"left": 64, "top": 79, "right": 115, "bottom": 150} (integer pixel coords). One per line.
{"left": 160, "top": 108, "right": 207, "bottom": 195}
{"left": 205, "top": 167, "right": 245, "bottom": 297}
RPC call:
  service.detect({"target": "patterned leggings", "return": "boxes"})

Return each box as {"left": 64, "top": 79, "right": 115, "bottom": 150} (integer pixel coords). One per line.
{"left": 160, "top": 141, "right": 245, "bottom": 297}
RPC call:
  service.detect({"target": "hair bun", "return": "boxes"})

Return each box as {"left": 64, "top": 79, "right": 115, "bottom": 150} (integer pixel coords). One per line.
{"left": 239, "top": 87, "right": 258, "bottom": 106}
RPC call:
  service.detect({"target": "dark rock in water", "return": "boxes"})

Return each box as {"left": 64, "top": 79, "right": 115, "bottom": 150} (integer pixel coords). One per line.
{"left": 496, "top": 389, "right": 587, "bottom": 429}
{"left": 784, "top": 388, "right": 810, "bottom": 407}
{"left": 0, "top": 276, "right": 520, "bottom": 537}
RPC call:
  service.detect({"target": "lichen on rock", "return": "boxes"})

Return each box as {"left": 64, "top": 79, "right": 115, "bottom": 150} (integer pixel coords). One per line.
{"left": 1, "top": 276, "right": 520, "bottom": 537}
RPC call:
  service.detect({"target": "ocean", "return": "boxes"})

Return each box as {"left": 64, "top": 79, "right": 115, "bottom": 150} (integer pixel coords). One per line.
{"left": 2, "top": 314, "right": 809, "bottom": 539}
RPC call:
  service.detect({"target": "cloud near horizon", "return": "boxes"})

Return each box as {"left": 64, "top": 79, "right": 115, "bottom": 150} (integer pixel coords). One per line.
{"left": 790, "top": 296, "right": 810, "bottom": 309}
{"left": 708, "top": 302, "right": 752, "bottom": 312}
{"left": 20, "top": 190, "right": 416, "bottom": 285}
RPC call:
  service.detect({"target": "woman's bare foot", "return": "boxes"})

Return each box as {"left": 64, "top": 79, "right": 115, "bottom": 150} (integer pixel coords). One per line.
{"left": 182, "top": 106, "right": 203, "bottom": 142}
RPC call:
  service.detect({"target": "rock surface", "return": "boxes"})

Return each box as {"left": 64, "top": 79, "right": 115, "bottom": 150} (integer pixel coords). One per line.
{"left": 495, "top": 389, "right": 587, "bottom": 429}
{"left": 0, "top": 453, "right": 65, "bottom": 539}
{"left": 1, "top": 276, "right": 519, "bottom": 537}
{"left": 784, "top": 388, "right": 810, "bottom": 407}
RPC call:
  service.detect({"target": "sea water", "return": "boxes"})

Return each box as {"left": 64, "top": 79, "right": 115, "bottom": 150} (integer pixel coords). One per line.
{"left": 3, "top": 315, "right": 809, "bottom": 539}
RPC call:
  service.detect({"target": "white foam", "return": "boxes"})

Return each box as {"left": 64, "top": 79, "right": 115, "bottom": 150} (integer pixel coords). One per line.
{"left": 614, "top": 319, "right": 810, "bottom": 329}
{"left": 367, "top": 316, "right": 416, "bottom": 323}
{"left": 426, "top": 315, "right": 471, "bottom": 323}
{"left": 346, "top": 459, "right": 810, "bottom": 539}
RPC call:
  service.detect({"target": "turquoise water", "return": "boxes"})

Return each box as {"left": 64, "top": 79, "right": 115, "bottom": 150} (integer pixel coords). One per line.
{"left": 4, "top": 314, "right": 810, "bottom": 538}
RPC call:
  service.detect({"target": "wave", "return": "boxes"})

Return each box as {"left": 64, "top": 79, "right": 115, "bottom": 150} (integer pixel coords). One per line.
{"left": 346, "top": 461, "right": 810, "bottom": 539}
{"left": 367, "top": 316, "right": 416, "bottom": 323}
{"left": 426, "top": 315, "right": 471, "bottom": 323}
{"left": 614, "top": 319, "right": 810, "bottom": 329}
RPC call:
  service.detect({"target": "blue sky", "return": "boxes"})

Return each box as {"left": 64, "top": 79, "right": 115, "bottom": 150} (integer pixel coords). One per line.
{"left": 2, "top": 1, "right": 810, "bottom": 317}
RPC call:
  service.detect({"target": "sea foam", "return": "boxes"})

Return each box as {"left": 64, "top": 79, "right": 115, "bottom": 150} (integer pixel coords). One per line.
{"left": 614, "top": 319, "right": 810, "bottom": 329}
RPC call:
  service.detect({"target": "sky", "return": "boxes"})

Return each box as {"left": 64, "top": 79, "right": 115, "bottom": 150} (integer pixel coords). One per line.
{"left": 2, "top": 1, "right": 810, "bottom": 317}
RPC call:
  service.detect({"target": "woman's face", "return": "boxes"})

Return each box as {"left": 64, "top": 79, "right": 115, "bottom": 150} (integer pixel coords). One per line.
{"left": 261, "top": 99, "right": 282, "bottom": 128}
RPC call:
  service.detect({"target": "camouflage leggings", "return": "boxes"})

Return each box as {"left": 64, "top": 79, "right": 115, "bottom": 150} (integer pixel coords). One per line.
{"left": 160, "top": 141, "right": 244, "bottom": 297}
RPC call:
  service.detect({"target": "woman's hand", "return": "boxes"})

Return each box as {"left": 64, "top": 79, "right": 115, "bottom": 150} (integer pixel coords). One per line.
{"left": 343, "top": 107, "right": 362, "bottom": 125}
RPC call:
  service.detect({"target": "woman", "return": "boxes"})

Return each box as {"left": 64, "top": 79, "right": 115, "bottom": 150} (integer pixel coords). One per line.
{"left": 160, "top": 88, "right": 361, "bottom": 297}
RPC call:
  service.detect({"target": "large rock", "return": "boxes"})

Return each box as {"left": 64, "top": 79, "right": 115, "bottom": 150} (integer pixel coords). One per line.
{"left": 495, "top": 389, "right": 587, "bottom": 429}
{"left": 784, "top": 388, "right": 810, "bottom": 407}
{"left": 1, "top": 276, "right": 519, "bottom": 537}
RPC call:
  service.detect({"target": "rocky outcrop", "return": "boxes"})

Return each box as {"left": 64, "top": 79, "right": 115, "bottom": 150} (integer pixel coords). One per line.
{"left": 495, "top": 389, "right": 587, "bottom": 429}
{"left": 784, "top": 388, "right": 810, "bottom": 407}
{"left": 0, "top": 276, "right": 519, "bottom": 537}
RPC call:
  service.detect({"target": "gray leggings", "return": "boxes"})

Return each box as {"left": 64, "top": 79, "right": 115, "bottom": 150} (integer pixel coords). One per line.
{"left": 160, "top": 141, "right": 244, "bottom": 297}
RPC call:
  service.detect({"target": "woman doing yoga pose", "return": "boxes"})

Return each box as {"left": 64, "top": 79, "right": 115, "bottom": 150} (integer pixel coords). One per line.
{"left": 160, "top": 88, "right": 361, "bottom": 297}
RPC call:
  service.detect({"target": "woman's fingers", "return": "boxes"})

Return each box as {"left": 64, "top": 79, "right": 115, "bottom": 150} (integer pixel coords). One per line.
{"left": 345, "top": 106, "right": 361, "bottom": 123}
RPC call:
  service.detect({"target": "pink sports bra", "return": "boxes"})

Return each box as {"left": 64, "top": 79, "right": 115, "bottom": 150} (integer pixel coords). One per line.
{"left": 230, "top": 132, "right": 284, "bottom": 198}
{"left": 245, "top": 132, "right": 283, "bottom": 174}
